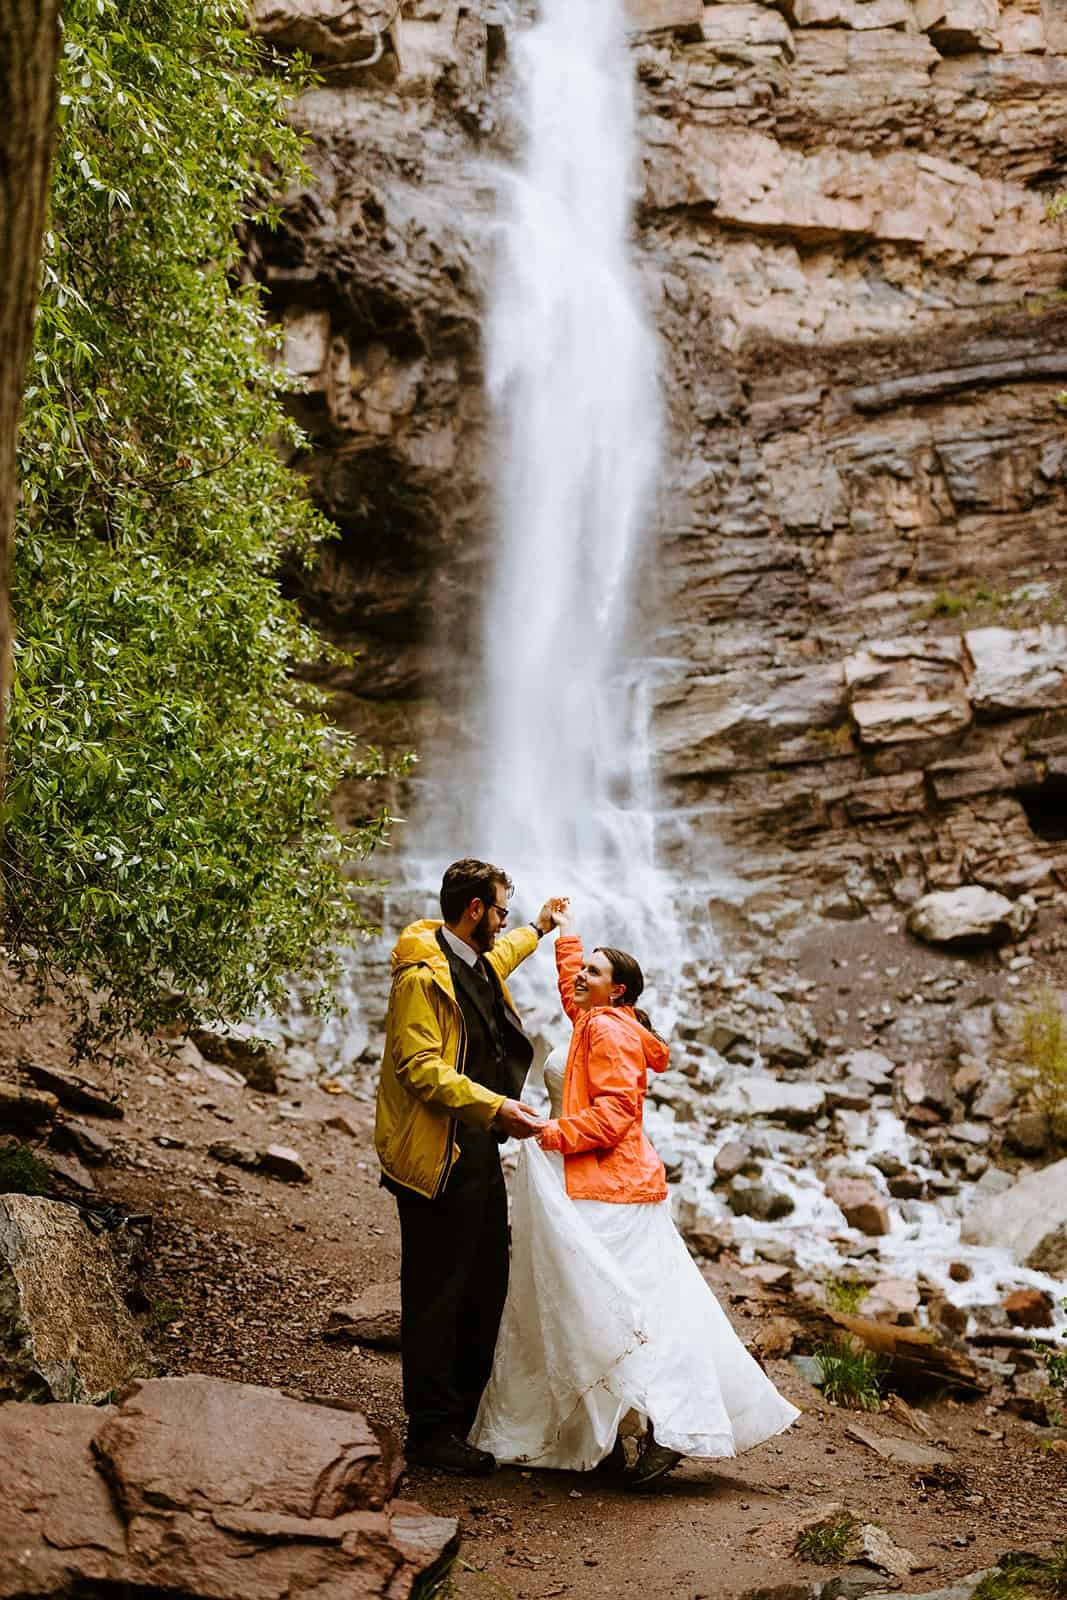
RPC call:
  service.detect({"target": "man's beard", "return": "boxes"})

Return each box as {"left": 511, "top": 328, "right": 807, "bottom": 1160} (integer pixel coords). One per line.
{"left": 471, "top": 908, "right": 494, "bottom": 953}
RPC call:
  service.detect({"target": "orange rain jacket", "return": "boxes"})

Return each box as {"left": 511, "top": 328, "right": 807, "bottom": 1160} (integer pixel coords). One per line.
{"left": 538, "top": 934, "right": 669, "bottom": 1204}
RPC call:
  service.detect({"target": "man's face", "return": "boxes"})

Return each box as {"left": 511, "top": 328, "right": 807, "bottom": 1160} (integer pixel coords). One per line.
{"left": 470, "top": 889, "right": 509, "bottom": 952}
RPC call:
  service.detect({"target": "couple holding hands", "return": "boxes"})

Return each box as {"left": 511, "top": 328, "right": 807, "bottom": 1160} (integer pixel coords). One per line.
{"left": 375, "top": 858, "right": 797, "bottom": 1485}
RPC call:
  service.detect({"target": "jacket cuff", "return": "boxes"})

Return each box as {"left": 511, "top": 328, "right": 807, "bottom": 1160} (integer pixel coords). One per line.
{"left": 460, "top": 1090, "right": 506, "bottom": 1130}
{"left": 539, "top": 1120, "right": 562, "bottom": 1151}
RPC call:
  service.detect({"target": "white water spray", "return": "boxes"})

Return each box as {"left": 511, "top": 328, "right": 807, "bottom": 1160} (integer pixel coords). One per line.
{"left": 475, "top": 0, "right": 684, "bottom": 1022}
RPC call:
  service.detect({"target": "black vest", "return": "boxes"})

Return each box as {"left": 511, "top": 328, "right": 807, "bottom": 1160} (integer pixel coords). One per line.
{"left": 437, "top": 930, "right": 533, "bottom": 1105}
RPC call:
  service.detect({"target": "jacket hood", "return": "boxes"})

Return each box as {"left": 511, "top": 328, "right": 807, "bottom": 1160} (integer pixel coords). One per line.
{"left": 391, "top": 919, "right": 449, "bottom": 976}
{"left": 590, "top": 1004, "right": 670, "bottom": 1073}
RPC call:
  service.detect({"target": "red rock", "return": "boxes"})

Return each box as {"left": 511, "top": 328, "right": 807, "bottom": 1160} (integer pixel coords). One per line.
{"left": 1002, "top": 1288, "right": 1054, "bottom": 1329}
{"left": 0, "top": 1376, "right": 456, "bottom": 1600}
{"left": 825, "top": 1177, "right": 890, "bottom": 1236}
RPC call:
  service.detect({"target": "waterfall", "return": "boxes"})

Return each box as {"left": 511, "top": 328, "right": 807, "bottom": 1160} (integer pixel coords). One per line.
{"left": 472, "top": 0, "right": 683, "bottom": 1026}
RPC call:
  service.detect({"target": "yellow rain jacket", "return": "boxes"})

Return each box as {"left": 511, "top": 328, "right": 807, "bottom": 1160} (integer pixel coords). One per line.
{"left": 375, "top": 919, "right": 540, "bottom": 1198}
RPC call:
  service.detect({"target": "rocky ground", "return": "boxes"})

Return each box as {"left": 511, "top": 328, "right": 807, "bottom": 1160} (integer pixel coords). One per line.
{"left": 2, "top": 915, "right": 1067, "bottom": 1600}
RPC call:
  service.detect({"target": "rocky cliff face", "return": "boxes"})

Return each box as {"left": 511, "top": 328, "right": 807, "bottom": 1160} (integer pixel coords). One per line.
{"left": 249, "top": 0, "right": 1067, "bottom": 935}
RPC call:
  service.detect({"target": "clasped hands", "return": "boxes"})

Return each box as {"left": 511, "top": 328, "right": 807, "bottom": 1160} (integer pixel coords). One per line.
{"left": 494, "top": 895, "right": 571, "bottom": 1144}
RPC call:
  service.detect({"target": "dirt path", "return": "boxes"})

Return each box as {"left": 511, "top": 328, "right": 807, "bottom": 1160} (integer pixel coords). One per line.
{"left": 27, "top": 1021, "right": 1049, "bottom": 1600}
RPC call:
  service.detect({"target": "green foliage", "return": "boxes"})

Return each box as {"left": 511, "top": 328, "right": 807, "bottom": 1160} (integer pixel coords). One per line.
{"left": 11, "top": 0, "right": 394, "bottom": 1047}
{"left": 815, "top": 1338, "right": 886, "bottom": 1411}
{"left": 973, "top": 1545, "right": 1067, "bottom": 1600}
{"left": 0, "top": 1141, "right": 52, "bottom": 1196}
{"left": 1012, "top": 987, "right": 1067, "bottom": 1144}
{"left": 794, "top": 1515, "right": 859, "bottom": 1566}
{"left": 824, "top": 1276, "right": 866, "bottom": 1315}
{"left": 917, "top": 582, "right": 1066, "bottom": 628}
{"left": 147, "top": 1296, "right": 184, "bottom": 1334}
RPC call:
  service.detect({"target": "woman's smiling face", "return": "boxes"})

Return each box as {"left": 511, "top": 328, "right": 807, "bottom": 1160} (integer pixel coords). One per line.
{"left": 573, "top": 949, "right": 625, "bottom": 1010}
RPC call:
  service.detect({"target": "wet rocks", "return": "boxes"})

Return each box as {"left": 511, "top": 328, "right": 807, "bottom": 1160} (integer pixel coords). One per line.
{"left": 0, "top": 1374, "right": 457, "bottom": 1599}
{"left": 730, "top": 1075, "right": 826, "bottom": 1126}
{"left": 0, "top": 1194, "right": 150, "bottom": 1403}
{"left": 960, "top": 1155, "right": 1067, "bottom": 1273}
{"left": 714, "top": 1139, "right": 752, "bottom": 1180}
{"left": 839, "top": 1051, "right": 895, "bottom": 1090}
{"left": 896, "top": 1058, "right": 961, "bottom": 1124}
{"left": 858, "top": 1279, "right": 920, "bottom": 1325}
{"left": 825, "top": 1178, "right": 890, "bottom": 1236}
{"left": 906, "top": 887, "right": 1036, "bottom": 950}
{"left": 728, "top": 1176, "right": 796, "bottom": 1221}
{"left": 1002, "top": 1288, "right": 1055, "bottom": 1329}
{"left": 1003, "top": 1109, "right": 1052, "bottom": 1155}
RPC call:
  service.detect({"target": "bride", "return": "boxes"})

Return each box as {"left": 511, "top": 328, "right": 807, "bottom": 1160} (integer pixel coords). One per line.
{"left": 470, "top": 907, "right": 799, "bottom": 1485}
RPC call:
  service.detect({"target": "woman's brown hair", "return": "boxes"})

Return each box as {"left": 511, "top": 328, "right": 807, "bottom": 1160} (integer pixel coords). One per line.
{"left": 595, "top": 946, "right": 658, "bottom": 1036}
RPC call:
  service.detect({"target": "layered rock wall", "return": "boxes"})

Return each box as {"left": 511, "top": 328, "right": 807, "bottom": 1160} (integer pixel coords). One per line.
{"left": 251, "top": 0, "right": 1067, "bottom": 928}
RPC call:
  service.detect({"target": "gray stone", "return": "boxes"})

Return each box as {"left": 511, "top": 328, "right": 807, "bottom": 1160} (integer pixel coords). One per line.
{"left": 761, "top": 1022, "right": 814, "bottom": 1067}
{"left": 966, "top": 625, "right": 1067, "bottom": 714}
{"left": 0, "top": 1195, "right": 150, "bottom": 1403}
{"left": 20, "top": 1064, "right": 123, "bottom": 1120}
{"left": 840, "top": 1050, "right": 895, "bottom": 1088}
{"left": 896, "top": 1058, "right": 961, "bottom": 1122}
{"left": 323, "top": 1285, "right": 402, "bottom": 1350}
{"left": 907, "top": 887, "right": 1036, "bottom": 949}
{"left": 208, "top": 1139, "right": 260, "bottom": 1170}
{"left": 191, "top": 1025, "right": 283, "bottom": 1094}
{"left": 960, "top": 1155, "right": 1067, "bottom": 1273}
{"left": 49, "top": 1121, "right": 115, "bottom": 1165}
{"left": 971, "top": 1075, "right": 1016, "bottom": 1121}
{"left": 728, "top": 1177, "right": 796, "bottom": 1221}
{"left": 1004, "top": 1109, "right": 1051, "bottom": 1154}
{"left": 714, "top": 1139, "right": 752, "bottom": 1180}
{"left": 728, "top": 1076, "right": 826, "bottom": 1126}
{"left": 258, "top": 1144, "right": 311, "bottom": 1183}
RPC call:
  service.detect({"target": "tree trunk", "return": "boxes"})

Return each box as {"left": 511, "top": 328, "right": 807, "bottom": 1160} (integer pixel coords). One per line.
{"left": 0, "top": 2, "right": 61, "bottom": 811}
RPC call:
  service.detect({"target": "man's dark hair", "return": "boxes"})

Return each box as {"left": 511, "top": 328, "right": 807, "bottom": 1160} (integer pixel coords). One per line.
{"left": 440, "top": 858, "right": 514, "bottom": 924}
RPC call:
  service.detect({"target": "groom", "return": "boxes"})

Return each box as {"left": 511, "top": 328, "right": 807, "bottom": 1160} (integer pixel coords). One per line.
{"left": 376, "top": 858, "right": 558, "bottom": 1475}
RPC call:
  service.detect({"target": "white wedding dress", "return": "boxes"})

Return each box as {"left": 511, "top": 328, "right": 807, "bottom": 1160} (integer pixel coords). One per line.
{"left": 470, "top": 1054, "right": 800, "bottom": 1471}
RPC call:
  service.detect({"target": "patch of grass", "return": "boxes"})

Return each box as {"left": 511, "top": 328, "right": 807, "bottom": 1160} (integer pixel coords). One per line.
{"left": 0, "top": 1141, "right": 52, "bottom": 1196}
{"left": 794, "top": 1515, "right": 859, "bottom": 1565}
{"left": 147, "top": 1297, "right": 183, "bottom": 1334}
{"left": 1011, "top": 986, "right": 1067, "bottom": 1144}
{"left": 805, "top": 723, "right": 854, "bottom": 754}
{"left": 915, "top": 581, "right": 1066, "bottom": 628}
{"left": 815, "top": 1337, "right": 886, "bottom": 1411}
{"left": 416, "top": 1559, "right": 515, "bottom": 1599}
{"left": 824, "top": 1276, "right": 867, "bottom": 1315}
{"left": 973, "top": 1543, "right": 1067, "bottom": 1600}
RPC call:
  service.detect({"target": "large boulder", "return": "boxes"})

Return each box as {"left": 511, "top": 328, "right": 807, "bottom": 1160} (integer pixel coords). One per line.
{"left": 966, "top": 625, "right": 1067, "bottom": 714}
{"left": 959, "top": 1155, "right": 1067, "bottom": 1273}
{"left": 0, "top": 1376, "right": 457, "bottom": 1600}
{"left": 906, "top": 886, "right": 1036, "bottom": 949}
{"left": 725, "top": 1075, "right": 826, "bottom": 1126}
{"left": 0, "top": 1194, "right": 150, "bottom": 1402}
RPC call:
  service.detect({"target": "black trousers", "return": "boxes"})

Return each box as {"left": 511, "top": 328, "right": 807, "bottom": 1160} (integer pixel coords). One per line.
{"left": 393, "top": 1140, "right": 509, "bottom": 1446}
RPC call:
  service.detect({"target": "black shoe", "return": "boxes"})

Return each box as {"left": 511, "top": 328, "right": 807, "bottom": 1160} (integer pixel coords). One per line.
{"left": 623, "top": 1438, "right": 683, "bottom": 1489}
{"left": 406, "top": 1433, "right": 497, "bottom": 1477}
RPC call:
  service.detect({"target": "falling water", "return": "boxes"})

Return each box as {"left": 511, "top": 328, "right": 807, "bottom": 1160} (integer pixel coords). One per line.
{"left": 471, "top": 0, "right": 686, "bottom": 1025}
